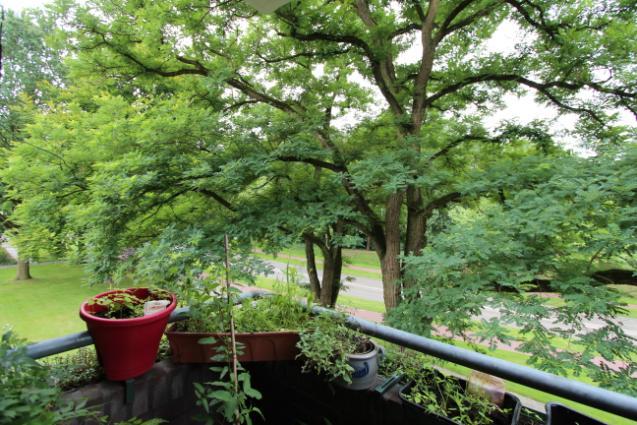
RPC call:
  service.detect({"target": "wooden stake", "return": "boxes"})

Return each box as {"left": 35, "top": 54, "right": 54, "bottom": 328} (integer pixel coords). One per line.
{"left": 224, "top": 234, "right": 240, "bottom": 423}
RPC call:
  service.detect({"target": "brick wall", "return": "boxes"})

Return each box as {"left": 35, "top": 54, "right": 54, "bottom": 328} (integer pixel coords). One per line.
{"left": 61, "top": 360, "right": 213, "bottom": 424}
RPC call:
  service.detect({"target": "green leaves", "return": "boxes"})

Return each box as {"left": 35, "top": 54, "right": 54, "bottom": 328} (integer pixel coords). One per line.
{"left": 0, "top": 331, "right": 95, "bottom": 425}
{"left": 195, "top": 364, "right": 263, "bottom": 425}
{"left": 390, "top": 146, "right": 637, "bottom": 392}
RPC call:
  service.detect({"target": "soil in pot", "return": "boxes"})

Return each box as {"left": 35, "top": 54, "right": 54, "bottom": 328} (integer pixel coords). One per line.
{"left": 399, "top": 369, "right": 522, "bottom": 425}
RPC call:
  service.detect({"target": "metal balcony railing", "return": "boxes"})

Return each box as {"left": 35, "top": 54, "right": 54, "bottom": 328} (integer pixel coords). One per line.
{"left": 24, "top": 291, "right": 637, "bottom": 421}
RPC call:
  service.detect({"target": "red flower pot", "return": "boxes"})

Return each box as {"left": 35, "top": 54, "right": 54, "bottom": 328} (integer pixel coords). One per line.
{"left": 80, "top": 288, "right": 176, "bottom": 381}
{"left": 166, "top": 325, "right": 300, "bottom": 363}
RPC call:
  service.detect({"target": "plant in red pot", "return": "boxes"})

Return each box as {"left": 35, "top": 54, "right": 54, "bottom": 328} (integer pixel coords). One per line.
{"left": 80, "top": 287, "right": 176, "bottom": 381}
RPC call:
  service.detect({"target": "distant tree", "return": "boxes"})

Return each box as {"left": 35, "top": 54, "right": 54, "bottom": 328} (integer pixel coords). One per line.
{"left": 0, "top": 7, "right": 65, "bottom": 279}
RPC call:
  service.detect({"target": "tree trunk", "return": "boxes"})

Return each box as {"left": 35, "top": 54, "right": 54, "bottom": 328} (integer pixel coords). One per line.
{"left": 319, "top": 245, "right": 343, "bottom": 308}
{"left": 403, "top": 185, "right": 425, "bottom": 289}
{"left": 378, "top": 192, "right": 404, "bottom": 310}
{"left": 303, "top": 235, "right": 344, "bottom": 308}
{"left": 304, "top": 236, "right": 321, "bottom": 300}
{"left": 16, "top": 258, "right": 31, "bottom": 280}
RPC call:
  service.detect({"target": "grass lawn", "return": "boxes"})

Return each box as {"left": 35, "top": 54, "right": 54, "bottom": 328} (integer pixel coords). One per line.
{"left": 0, "top": 263, "right": 111, "bottom": 342}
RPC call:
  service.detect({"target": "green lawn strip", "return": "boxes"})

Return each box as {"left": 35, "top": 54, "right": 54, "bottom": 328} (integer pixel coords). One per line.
{"left": 254, "top": 252, "right": 383, "bottom": 280}
{"left": 0, "top": 263, "right": 112, "bottom": 342}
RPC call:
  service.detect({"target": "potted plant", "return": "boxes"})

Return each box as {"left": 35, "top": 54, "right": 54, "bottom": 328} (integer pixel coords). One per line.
{"left": 398, "top": 366, "right": 522, "bottom": 425}
{"left": 80, "top": 287, "right": 176, "bottom": 381}
{"left": 296, "top": 313, "right": 380, "bottom": 390}
{"left": 166, "top": 280, "right": 312, "bottom": 363}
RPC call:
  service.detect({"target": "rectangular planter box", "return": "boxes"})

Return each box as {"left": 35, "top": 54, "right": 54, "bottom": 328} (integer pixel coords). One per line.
{"left": 166, "top": 325, "right": 300, "bottom": 363}
{"left": 399, "top": 376, "right": 522, "bottom": 425}
{"left": 545, "top": 403, "right": 607, "bottom": 425}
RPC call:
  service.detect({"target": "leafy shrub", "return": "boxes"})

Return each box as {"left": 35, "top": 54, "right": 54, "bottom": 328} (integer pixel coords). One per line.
{"left": 45, "top": 348, "right": 103, "bottom": 391}
{"left": 402, "top": 369, "right": 501, "bottom": 425}
{"left": 0, "top": 331, "right": 94, "bottom": 425}
{"left": 297, "top": 313, "right": 372, "bottom": 383}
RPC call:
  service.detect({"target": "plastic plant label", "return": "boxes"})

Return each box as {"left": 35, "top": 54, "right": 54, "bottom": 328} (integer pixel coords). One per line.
{"left": 244, "top": 0, "right": 291, "bottom": 13}
{"left": 144, "top": 300, "right": 170, "bottom": 316}
{"left": 467, "top": 371, "right": 506, "bottom": 406}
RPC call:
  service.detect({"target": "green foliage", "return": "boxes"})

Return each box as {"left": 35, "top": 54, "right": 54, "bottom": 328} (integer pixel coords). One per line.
{"left": 187, "top": 271, "right": 264, "bottom": 424}
{"left": 194, "top": 361, "right": 263, "bottom": 425}
{"left": 234, "top": 282, "right": 312, "bottom": 332}
{"left": 381, "top": 347, "right": 505, "bottom": 425}
{"left": 87, "top": 288, "right": 171, "bottom": 319}
{"left": 45, "top": 348, "right": 102, "bottom": 391}
{"left": 0, "top": 331, "right": 95, "bottom": 425}
{"left": 390, "top": 146, "right": 637, "bottom": 393}
{"left": 297, "top": 313, "right": 371, "bottom": 384}
{"left": 402, "top": 370, "right": 502, "bottom": 425}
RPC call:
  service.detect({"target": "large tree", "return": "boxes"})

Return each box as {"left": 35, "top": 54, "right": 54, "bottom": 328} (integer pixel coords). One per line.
{"left": 60, "top": 0, "right": 636, "bottom": 309}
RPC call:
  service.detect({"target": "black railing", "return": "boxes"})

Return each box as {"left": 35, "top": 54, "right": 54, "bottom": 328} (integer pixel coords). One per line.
{"left": 25, "top": 291, "right": 637, "bottom": 421}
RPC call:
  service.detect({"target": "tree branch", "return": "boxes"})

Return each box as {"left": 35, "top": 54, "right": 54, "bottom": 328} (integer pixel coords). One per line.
{"left": 423, "top": 192, "right": 462, "bottom": 217}
{"left": 275, "top": 155, "right": 344, "bottom": 172}
{"left": 435, "top": 1, "right": 502, "bottom": 44}
{"left": 429, "top": 134, "right": 505, "bottom": 161}
{"left": 425, "top": 73, "right": 608, "bottom": 123}
{"left": 278, "top": 25, "right": 405, "bottom": 116}
{"left": 195, "top": 188, "right": 236, "bottom": 212}
{"left": 411, "top": 0, "right": 440, "bottom": 132}
{"left": 504, "top": 0, "right": 560, "bottom": 41}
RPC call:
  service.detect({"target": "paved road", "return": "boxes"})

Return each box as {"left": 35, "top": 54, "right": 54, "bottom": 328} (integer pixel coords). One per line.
{"left": 264, "top": 260, "right": 384, "bottom": 301}
{"left": 264, "top": 260, "right": 637, "bottom": 341}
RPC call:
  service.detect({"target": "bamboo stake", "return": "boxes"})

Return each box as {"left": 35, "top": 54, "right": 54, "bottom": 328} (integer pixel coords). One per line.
{"left": 223, "top": 234, "right": 240, "bottom": 423}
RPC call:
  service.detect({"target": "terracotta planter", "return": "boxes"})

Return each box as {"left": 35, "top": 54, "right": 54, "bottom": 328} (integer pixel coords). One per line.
{"left": 166, "top": 325, "right": 300, "bottom": 363}
{"left": 80, "top": 288, "right": 176, "bottom": 381}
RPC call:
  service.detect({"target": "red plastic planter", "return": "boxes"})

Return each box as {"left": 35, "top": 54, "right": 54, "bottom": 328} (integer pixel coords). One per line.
{"left": 166, "top": 326, "right": 300, "bottom": 363}
{"left": 80, "top": 288, "right": 176, "bottom": 381}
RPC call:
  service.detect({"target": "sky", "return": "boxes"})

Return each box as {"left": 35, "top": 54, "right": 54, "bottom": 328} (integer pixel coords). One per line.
{"left": 1, "top": 0, "right": 48, "bottom": 11}
{"left": 2, "top": 0, "right": 633, "bottom": 153}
